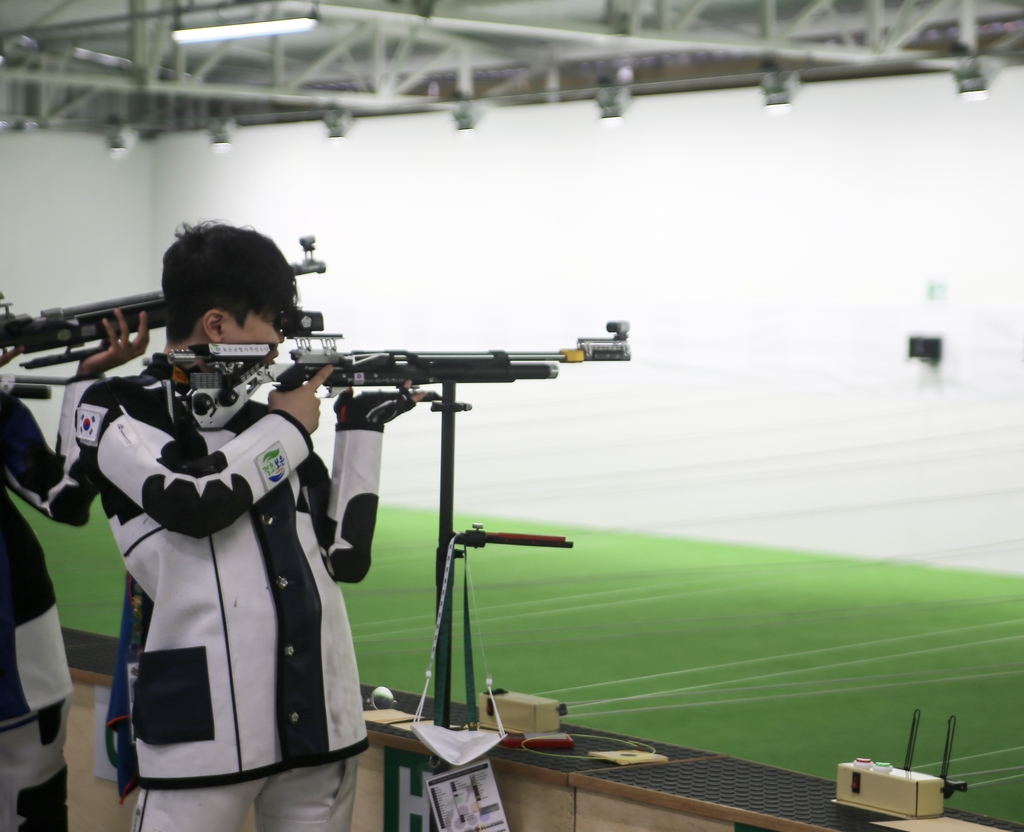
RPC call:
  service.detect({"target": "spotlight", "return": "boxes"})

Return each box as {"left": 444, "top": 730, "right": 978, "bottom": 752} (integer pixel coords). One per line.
{"left": 323, "top": 109, "right": 354, "bottom": 141}
{"left": 452, "top": 98, "right": 481, "bottom": 132}
{"left": 596, "top": 85, "right": 631, "bottom": 124}
{"left": 107, "top": 122, "right": 137, "bottom": 160}
{"left": 208, "top": 118, "right": 234, "bottom": 153}
{"left": 173, "top": 16, "right": 317, "bottom": 45}
{"left": 953, "top": 59, "right": 992, "bottom": 100}
{"left": 761, "top": 72, "right": 800, "bottom": 113}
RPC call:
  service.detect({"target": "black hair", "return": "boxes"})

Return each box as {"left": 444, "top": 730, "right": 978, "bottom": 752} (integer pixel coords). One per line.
{"left": 162, "top": 222, "right": 297, "bottom": 343}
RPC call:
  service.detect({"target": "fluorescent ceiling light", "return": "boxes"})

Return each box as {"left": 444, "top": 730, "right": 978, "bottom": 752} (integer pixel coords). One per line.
{"left": 173, "top": 17, "right": 317, "bottom": 45}
{"left": 73, "top": 47, "right": 132, "bottom": 70}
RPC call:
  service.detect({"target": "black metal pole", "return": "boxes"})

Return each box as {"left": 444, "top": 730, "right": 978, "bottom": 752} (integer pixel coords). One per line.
{"left": 436, "top": 380, "right": 457, "bottom": 731}
{"left": 430, "top": 380, "right": 458, "bottom": 832}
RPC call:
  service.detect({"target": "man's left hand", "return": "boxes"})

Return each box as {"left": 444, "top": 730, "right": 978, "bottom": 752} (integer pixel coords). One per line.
{"left": 335, "top": 381, "right": 435, "bottom": 429}
{"left": 77, "top": 309, "right": 150, "bottom": 376}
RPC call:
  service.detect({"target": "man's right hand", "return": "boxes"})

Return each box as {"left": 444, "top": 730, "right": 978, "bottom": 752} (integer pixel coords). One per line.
{"left": 268, "top": 365, "right": 334, "bottom": 435}
{"left": 0, "top": 346, "right": 25, "bottom": 371}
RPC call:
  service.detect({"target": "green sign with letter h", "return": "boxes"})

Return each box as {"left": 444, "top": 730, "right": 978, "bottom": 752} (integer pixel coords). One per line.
{"left": 384, "top": 747, "right": 432, "bottom": 832}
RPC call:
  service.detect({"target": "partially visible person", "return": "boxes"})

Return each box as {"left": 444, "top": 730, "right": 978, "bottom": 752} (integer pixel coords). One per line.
{"left": 0, "top": 311, "right": 149, "bottom": 832}
{"left": 76, "top": 223, "right": 419, "bottom": 832}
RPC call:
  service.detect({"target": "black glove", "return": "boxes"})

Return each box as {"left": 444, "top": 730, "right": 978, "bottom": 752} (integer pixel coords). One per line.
{"left": 334, "top": 387, "right": 421, "bottom": 432}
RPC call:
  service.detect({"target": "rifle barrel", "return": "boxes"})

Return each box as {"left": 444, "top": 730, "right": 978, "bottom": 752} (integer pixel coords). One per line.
{"left": 45, "top": 291, "right": 164, "bottom": 320}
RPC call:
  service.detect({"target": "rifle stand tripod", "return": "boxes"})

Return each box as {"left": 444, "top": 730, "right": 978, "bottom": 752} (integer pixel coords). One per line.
{"left": 427, "top": 380, "right": 573, "bottom": 830}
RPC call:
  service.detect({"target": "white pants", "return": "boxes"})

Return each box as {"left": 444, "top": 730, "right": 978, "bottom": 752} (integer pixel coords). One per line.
{"left": 132, "top": 755, "right": 358, "bottom": 832}
{"left": 0, "top": 698, "right": 70, "bottom": 832}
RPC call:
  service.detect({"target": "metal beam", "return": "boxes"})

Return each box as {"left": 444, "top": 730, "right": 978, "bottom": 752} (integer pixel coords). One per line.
{"left": 193, "top": 41, "right": 233, "bottom": 82}
{"left": 173, "top": 41, "right": 185, "bottom": 80}
{"left": 372, "top": 22, "right": 385, "bottom": 93}
{"left": 41, "top": 49, "right": 73, "bottom": 124}
{"left": 392, "top": 43, "right": 457, "bottom": 96}
{"left": 272, "top": 36, "right": 284, "bottom": 87}
{"left": 674, "top": 0, "right": 713, "bottom": 32}
{"left": 780, "top": 0, "right": 835, "bottom": 39}
{"left": 290, "top": 23, "right": 369, "bottom": 88}
{"left": 147, "top": 1, "right": 173, "bottom": 83}
{"left": 313, "top": 4, "right": 533, "bottom": 60}
{"left": 627, "top": 0, "right": 646, "bottom": 35}
{"left": 380, "top": 23, "right": 420, "bottom": 96}
{"left": 990, "top": 24, "right": 1024, "bottom": 50}
{"left": 885, "top": 0, "right": 956, "bottom": 50}
{"left": 481, "top": 67, "right": 530, "bottom": 98}
{"left": 761, "top": 0, "right": 777, "bottom": 39}
{"left": 24, "top": 0, "right": 88, "bottom": 29}
{"left": 657, "top": 0, "right": 670, "bottom": 30}
{"left": 0, "top": 65, "right": 419, "bottom": 108}
{"left": 46, "top": 86, "right": 97, "bottom": 120}
{"left": 866, "top": 0, "right": 884, "bottom": 50}
{"left": 959, "top": 0, "right": 977, "bottom": 50}
{"left": 824, "top": 3, "right": 857, "bottom": 46}
{"left": 130, "top": 0, "right": 146, "bottom": 84}
{"left": 883, "top": 0, "right": 921, "bottom": 50}
{"left": 456, "top": 46, "right": 472, "bottom": 95}
{"left": 410, "top": 6, "right": 894, "bottom": 61}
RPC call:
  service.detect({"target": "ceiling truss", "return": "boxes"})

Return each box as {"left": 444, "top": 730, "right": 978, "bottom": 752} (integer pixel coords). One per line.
{"left": 0, "top": 0, "right": 1021, "bottom": 135}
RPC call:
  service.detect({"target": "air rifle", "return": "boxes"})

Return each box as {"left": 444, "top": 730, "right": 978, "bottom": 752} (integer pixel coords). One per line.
{"left": 0, "top": 237, "right": 328, "bottom": 374}
{"left": 0, "top": 237, "right": 328, "bottom": 398}
{"left": 0, "top": 231, "right": 630, "bottom": 419}
{"left": 166, "top": 321, "right": 631, "bottom": 429}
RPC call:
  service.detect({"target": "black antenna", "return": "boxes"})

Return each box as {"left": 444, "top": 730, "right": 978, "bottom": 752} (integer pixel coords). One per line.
{"left": 941, "top": 715, "right": 968, "bottom": 797}
{"left": 904, "top": 708, "right": 921, "bottom": 771}
{"left": 940, "top": 715, "right": 956, "bottom": 780}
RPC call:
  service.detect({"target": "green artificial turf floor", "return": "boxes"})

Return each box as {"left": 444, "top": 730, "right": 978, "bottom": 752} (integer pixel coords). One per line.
{"left": 21, "top": 497, "right": 1024, "bottom": 823}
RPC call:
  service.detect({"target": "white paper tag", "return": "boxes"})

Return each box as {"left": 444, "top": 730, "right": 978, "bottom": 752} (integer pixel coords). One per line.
{"left": 208, "top": 343, "right": 270, "bottom": 357}
{"left": 424, "top": 759, "right": 508, "bottom": 832}
{"left": 256, "top": 443, "right": 290, "bottom": 489}
{"left": 76, "top": 404, "right": 107, "bottom": 446}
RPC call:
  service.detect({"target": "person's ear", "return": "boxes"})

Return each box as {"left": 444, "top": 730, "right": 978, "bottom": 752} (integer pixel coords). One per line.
{"left": 200, "top": 309, "right": 231, "bottom": 342}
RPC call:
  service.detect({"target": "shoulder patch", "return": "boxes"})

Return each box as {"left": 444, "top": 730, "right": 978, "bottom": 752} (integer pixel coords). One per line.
{"left": 76, "top": 404, "right": 108, "bottom": 446}
{"left": 256, "top": 444, "right": 290, "bottom": 489}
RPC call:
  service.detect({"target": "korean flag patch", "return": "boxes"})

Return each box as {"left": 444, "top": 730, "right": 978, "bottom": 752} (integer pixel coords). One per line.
{"left": 76, "top": 404, "right": 107, "bottom": 447}
{"left": 256, "top": 443, "right": 290, "bottom": 489}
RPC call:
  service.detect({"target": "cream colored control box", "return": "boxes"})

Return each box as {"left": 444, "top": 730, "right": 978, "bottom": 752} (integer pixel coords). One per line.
{"left": 478, "top": 691, "right": 562, "bottom": 733}
{"left": 836, "top": 763, "right": 944, "bottom": 818}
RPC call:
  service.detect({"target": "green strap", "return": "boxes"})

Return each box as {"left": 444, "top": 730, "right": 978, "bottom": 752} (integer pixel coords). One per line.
{"left": 433, "top": 553, "right": 455, "bottom": 727}
{"left": 464, "top": 568, "right": 478, "bottom": 727}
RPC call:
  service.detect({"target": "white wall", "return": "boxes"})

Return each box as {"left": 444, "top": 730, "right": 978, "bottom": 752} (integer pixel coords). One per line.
{"left": 0, "top": 130, "right": 159, "bottom": 438}
{"left": 12, "top": 67, "right": 1024, "bottom": 573}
